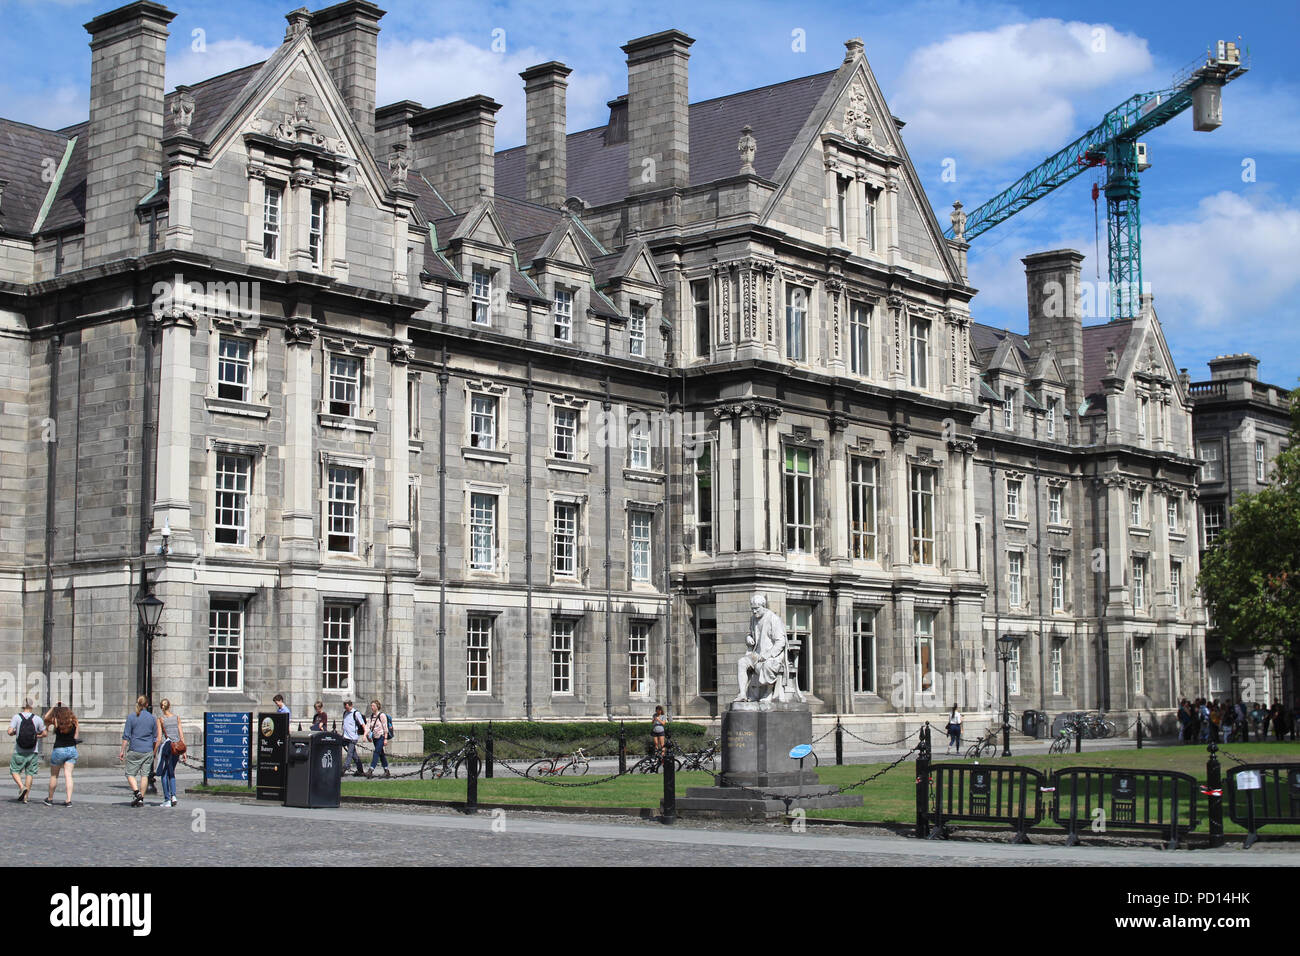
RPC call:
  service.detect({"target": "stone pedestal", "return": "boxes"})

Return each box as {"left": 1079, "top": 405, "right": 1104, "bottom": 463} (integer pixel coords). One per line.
{"left": 676, "top": 700, "right": 861, "bottom": 816}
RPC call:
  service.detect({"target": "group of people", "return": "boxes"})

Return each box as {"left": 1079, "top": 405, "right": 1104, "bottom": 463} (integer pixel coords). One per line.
{"left": 1177, "top": 697, "right": 1296, "bottom": 744}
{"left": 235, "top": 693, "right": 398, "bottom": 779}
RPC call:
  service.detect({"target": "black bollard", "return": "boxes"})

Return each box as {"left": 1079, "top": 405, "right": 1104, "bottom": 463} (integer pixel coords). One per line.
{"left": 332, "top": 720, "right": 337, "bottom": 733}
{"left": 835, "top": 718, "right": 844, "bottom": 766}
{"left": 915, "top": 724, "right": 931, "bottom": 839}
{"left": 297, "top": 722, "right": 303, "bottom": 732}
{"left": 485, "top": 721, "right": 494, "bottom": 779}
{"left": 1075, "top": 724, "right": 1082, "bottom": 754}
{"left": 661, "top": 734, "right": 677, "bottom": 825}
{"left": 465, "top": 734, "right": 479, "bottom": 815}
{"left": 618, "top": 720, "right": 627, "bottom": 775}
{"left": 1137, "top": 717, "right": 1144, "bottom": 750}
{"left": 1206, "top": 743, "right": 1223, "bottom": 848}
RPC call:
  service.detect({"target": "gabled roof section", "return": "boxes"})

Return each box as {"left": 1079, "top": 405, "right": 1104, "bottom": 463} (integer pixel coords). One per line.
{"left": 493, "top": 70, "right": 838, "bottom": 208}
{"left": 447, "top": 199, "right": 512, "bottom": 247}
{"left": 1029, "top": 349, "right": 1065, "bottom": 386}
{"left": 971, "top": 323, "right": 1031, "bottom": 368}
{"left": 987, "top": 336, "right": 1027, "bottom": 376}
{"left": 1082, "top": 319, "right": 1136, "bottom": 401}
{"left": 598, "top": 236, "right": 662, "bottom": 287}
{"left": 533, "top": 217, "right": 594, "bottom": 270}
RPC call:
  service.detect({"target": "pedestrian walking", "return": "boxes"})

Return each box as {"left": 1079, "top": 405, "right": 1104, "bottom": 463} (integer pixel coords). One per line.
{"left": 154, "top": 698, "right": 186, "bottom": 808}
{"left": 340, "top": 699, "right": 365, "bottom": 777}
{"left": 365, "top": 700, "right": 390, "bottom": 778}
{"left": 945, "top": 704, "right": 962, "bottom": 753}
{"left": 8, "top": 698, "right": 45, "bottom": 803}
{"left": 119, "top": 695, "right": 157, "bottom": 807}
{"left": 273, "top": 693, "right": 290, "bottom": 721}
{"left": 311, "top": 700, "right": 328, "bottom": 732}
{"left": 43, "top": 704, "right": 78, "bottom": 807}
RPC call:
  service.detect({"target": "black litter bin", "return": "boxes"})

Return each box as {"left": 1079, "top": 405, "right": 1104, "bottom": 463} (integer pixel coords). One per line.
{"left": 285, "top": 731, "right": 343, "bottom": 808}
{"left": 1021, "top": 710, "right": 1044, "bottom": 739}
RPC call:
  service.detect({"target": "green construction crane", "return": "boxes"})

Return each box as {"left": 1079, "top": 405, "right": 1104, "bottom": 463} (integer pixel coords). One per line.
{"left": 945, "top": 40, "right": 1249, "bottom": 319}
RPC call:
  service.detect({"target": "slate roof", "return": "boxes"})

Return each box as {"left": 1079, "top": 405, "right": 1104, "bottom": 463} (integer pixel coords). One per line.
{"left": 494, "top": 70, "right": 840, "bottom": 208}
{"left": 0, "top": 119, "right": 72, "bottom": 235}
{"left": 970, "top": 323, "right": 1031, "bottom": 365}
{"left": 1081, "top": 319, "right": 1136, "bottom": 401}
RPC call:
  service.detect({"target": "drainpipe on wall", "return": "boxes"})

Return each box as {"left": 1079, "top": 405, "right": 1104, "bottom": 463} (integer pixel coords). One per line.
{"left": 524, "top": 360, "right": 534, "bottom": 720}
{"left": 665, "top": 379, "right": 676, "bottom": 714}
{"left": 989, "top": 448, "right": 1000, "bottom": 717}
{"left": 603, "top": 376, "right": 612, "bottom": 720}
{"left": 436, "top": 346, "right": 448, "bottom": 722}
{"left": 1034, "top": 450, "right": 1046, "bottom": 713}
{"left": 42, "top": 333, "right": 62, "bottom": 699}
{"left": 138, "top": 293, "right": 158, "bottom": 701}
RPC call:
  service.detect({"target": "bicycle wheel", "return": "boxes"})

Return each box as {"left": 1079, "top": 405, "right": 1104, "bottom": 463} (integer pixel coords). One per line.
{"left": 526, "top": 758, "right": 555, "bottom": 778}
{"left": 420, "top": 754, "right": 443, "bottom": 779}
{"left": 979, "top": 739, "right": 999, "bottom": 759}
{"left": 963, "top": 744, "right": 981, "bottom": 759}
{"left": 570, "top": 759, "right": 589, "bottom": 776}
{"left": 1049, "top": 735, "right": 1067, "bottom": 755}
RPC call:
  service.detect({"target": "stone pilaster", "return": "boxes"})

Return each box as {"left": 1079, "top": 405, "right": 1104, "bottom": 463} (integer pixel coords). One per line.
{"left": 151, "top": 309, "right": 196, "bottom": 556}
{"left": 281, "top": 321, "right": 318, "bottom": 563}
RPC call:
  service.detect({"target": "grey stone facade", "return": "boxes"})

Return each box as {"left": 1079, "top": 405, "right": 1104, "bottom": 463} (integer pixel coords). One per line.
{"left": 1189, "top": 354, "right": 1296, "bottom": 707}
{"left": 0, "top": 1, "right": 1209, "bottom": 744}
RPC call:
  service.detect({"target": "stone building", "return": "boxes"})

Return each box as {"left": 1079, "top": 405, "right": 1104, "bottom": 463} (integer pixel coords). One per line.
{"left": 1189, "top": 354, "right": 1295, "bottom": 707}
{"left": 0, "top": 1, "right": 1206, "bottom": 746}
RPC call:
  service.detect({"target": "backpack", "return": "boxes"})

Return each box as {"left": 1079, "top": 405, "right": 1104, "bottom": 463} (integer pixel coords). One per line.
{"left": 351, "top": 710, "right": 366, "bottom": 735}
{"left": 16, "top": 713, "right": 37, "bottom": 750}
{"left": 384, "top": 713, "right": 394, "bottom": 740}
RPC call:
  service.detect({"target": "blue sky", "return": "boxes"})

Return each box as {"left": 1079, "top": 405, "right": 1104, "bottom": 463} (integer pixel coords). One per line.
{"left": 3, "top": 0, "right": 1298, "bottom": 388}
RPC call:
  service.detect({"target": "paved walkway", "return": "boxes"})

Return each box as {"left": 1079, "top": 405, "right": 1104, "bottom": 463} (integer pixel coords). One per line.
{"left": 5, "top": 768, "right": 1298, "bottom": 867}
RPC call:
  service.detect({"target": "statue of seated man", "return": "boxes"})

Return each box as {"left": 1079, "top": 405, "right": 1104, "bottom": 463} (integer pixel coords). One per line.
{"left": 734, "top": 592, "right": 804, "bottom": 703}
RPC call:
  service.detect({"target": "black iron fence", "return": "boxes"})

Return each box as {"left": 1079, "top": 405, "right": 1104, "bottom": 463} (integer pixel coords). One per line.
{"left": 928, "top": 763, "right": 1046, "bottom": 842}
{"left": 1050, "top": 767, "right": 1200, "bottom": 849}
{"left": 1225, "top": 763, "right": 1300, "bottom": 848}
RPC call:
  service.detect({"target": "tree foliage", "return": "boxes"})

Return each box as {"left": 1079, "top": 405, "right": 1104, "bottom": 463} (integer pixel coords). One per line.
{"left": 1198, "top": 389, "right": 1300, "bottom": 657}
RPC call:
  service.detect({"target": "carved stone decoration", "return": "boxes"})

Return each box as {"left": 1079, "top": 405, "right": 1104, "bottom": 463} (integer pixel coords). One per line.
{"left": 1105, "top": 347, "right": 1119, "bottom": 375}
{"left": 950, "top": 201, "right": 967, "bottom": 241}
{"left": 741, "top": 267, "right": 754, "bottom": 341}
{"left": 171, "top": 85, "right": 195, "bottom": 134}
{"left": 388, "top": 142, "right": 410, "bottom": 187}
{"left": 738, "top": 125, "right": 757, "bottom": 175}
{"left": 890, "top": 422, "right": 911, "bottom": 445}
{"left": 294, "top": 94, "right": 310, "bottom": 124}
{"left": 765, "top": 265, "right": 775, "bottom": 345}
{"left": 826, "top": 278, "right": 843, "bottom": 361}
{"left": 719, "top": 267, "right": 731, "bottom": 344}
{"left": 284, "top": 7, "right": 311, "bottom": 40}
{"left": 844, "top": 83, "right": 874, "bottom": 146}
{"left": 389, "top": 341, "right": 415, "bottom": 365}
{"left": 284, "top": 323, "right": 318, "bottom": 348}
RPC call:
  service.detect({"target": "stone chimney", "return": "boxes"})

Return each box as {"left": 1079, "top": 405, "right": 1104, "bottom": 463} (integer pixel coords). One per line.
{"left": 1207, "top": 354, "right": 1260, "bottom": 382}
{"left": 83, "top": 1, "right": 176, "bottom": 265}
{"left": 622, "top": 30, "right": 693, "bottom": 196}
{"left": 375, "top": 100, "right": 421, "bottom": 166}
{"left": 409, "top": 95, "right": 502, "bottom": 213}
{"left": 308, "top": 1, "right": 385, "bottom": 153}
{"left": 520, "top": 61, "right": 572, "bottom": 209}
{"left": 1024, "top": 249, "right": 1085, "bottom": 410}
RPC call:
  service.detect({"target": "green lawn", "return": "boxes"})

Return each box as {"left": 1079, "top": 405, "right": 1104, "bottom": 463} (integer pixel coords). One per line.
{"left": 190, "top": 741, "right": 1300, "bottom": 835}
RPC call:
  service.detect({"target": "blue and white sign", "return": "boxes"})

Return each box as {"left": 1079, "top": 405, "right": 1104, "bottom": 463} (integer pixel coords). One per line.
{"left": 789, "top": 744, "right": 812, "bottom": 760}
{"left": 206, "top": 712, "right": 252, "bottom": 783}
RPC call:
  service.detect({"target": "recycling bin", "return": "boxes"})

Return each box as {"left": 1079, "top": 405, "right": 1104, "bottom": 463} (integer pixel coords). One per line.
{"left": 1021, "top": 710, "right": 1045, "bottom": 739}
{"left": 285, "top": 731, "right": 343, "bottom": 808}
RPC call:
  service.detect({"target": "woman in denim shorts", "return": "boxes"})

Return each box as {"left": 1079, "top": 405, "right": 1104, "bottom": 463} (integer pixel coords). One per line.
{"left": 43, "top": 705, "right": 78, "bottom": 807}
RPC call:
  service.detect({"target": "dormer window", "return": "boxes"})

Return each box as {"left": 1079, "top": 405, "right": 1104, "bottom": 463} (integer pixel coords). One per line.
{"left": 309, "top": 193, "right": 327, "bottom": 269}
{"left": 554, "top": 288, "right": 573, "bottom": 342}
{"left": 263, "top": 185, "right": 283, "bottom": 260}
{"left": 1046, "top": 398, "right": 1059, "bottom": 439}
{"left": 862, "top": 185, "right": 877, "bottom": 251}
{"left": 472, "top": 270, "right": 493, "bottom": 326}
{"left": 629, "top": 304, "right": 647, "bottom": 357}
{"left": 1003, "top": 387, "right": 1016, "bottom": 430}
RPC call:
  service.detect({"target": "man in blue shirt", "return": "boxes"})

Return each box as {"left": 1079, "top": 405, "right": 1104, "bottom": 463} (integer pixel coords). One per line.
{"left": 273, "top": 693, "right": 290, "bottom": 720}
{"left": 119, "top": 695, "right": 158, "bottom": 807}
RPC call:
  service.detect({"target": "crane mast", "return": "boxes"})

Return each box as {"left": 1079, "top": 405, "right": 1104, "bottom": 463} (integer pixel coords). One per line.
{"left": 946, "top": 40, "right": 1249, "bottom": 319}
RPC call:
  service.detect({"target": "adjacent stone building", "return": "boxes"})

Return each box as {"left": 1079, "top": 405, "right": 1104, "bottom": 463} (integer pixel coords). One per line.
{"left": 1189, "top": 354, "right": 1295, "bottom": 707}
{"left": 0, "top": 1, "right": 1208, "bottom": 745}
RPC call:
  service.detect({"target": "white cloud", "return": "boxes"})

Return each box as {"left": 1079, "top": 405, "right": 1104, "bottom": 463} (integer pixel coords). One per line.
{"left": 166, "top": 39, "right": 277, "bottom": 90}
{"left": 377, "top": 37, "right": 612, "bottom": 149}
{"left": 895, "top": 19, "right": 1153, "bottom": 163}
{"left": 1142, "top": 190, "right": 1300, "bottom": 329}
{"left": 0, "top": 82, "right": 84, "bottom": 130}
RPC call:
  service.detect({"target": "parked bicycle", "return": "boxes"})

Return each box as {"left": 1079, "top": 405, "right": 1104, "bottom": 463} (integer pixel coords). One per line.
{"left": 963, "top": 727, "right": 1000, "bottom": 759}
{"left": 526, "top": 747, "right": 591, "bottom": 778}
{"left": 677, "top": 737, "right": 720, "bottom": 771}
{"left": 420, "top": 737, "right": 478, "bottom": 779}
{"left": 630, "top": 750, "right": 681, "bottom": 774}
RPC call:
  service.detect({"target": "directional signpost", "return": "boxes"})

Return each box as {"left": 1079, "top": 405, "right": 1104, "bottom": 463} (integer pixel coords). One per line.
{"left": 204, "top": 712, "right": 253, "bottom": 789}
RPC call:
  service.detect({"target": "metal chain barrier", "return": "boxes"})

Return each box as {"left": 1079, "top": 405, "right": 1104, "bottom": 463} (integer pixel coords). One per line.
{"left": 839, "top": 725, "right": 923, "bottom": 747}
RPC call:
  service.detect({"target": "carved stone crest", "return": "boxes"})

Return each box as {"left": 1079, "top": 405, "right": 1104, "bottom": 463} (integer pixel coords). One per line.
{"left": 171, "top": 85, "right": 195, "bottom": 134}
{"left": 738, "top": 125, "right": 756, "bottom": 175}
{"left": 844, "top": 84, "right": 874, "bottom": 146}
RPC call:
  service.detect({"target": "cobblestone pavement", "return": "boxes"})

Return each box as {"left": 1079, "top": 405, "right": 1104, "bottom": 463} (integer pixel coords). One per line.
{"left": 3, "top": 771, "right": 1298, "bottom": 867}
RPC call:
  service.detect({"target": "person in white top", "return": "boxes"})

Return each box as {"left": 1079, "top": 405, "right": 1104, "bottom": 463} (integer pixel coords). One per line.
{"left": 946, "top": 705, "right": 963, "bottom": 753}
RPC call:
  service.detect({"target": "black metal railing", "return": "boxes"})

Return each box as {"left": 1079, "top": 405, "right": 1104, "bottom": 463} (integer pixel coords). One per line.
{"left": 1225, "top": 763, "right": 1300, "bottom": 848}
{"left": 1051, "top": 767, "right": 1199, "bottom": 849}
{"left": 928, "top": 763, "right": 1046, "bottom": 842}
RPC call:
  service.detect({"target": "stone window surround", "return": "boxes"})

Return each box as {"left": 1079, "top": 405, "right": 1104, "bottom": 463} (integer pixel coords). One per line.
{"left": 318, "top": 449, "right": 374, "bottom": 564}
{"left": 463, "top": 479, "right": 510, "bottom": 580}
{"left": 463, "top": 380, "right": 510, "bottom": 460}
{"left": 246, "top": 146, "right": 351, "bottom": 277}
{"left": 205, "top": 318, "right": 271, "bottom": 418}
{"left": 822, "top": 137, "right": 892, "bottom": 258}
{"left": 547, "top": 491, "right": 589, "bottom": 587}
{"left": 320, "top": 596, "right": 366, "bottom": 697}
{"left": 547, "top": 394, "right": 590, "bottom": 470}
{"left": 780, "top": 436, "right": 823, "bottom": 557}
{"left": 206, "top": 592, "right": 250, "bottom": 693}
{"left": 628, "top": 620, "right": 653, "bottom": 698}
{"left": 318, "top": 336, "right": 376, "bottom": 430}
{"left": 848, "top": 450, "right": 886, "bottom": 564}
{"left": 465, "top": 610, "right": 498, "bottom": 698}
{"left": 204, "top": 437, "right": 268, "bottom": 558}
{"left": 624, "top": 499, "right": 662, "bottom": 591}
{"left": 851, "top": 605, "right": 879, "bottom": 696}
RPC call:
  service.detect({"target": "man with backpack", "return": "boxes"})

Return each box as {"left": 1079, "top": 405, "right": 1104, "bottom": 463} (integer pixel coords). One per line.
{"left": 341, "top": 699, "right": 366, "bottom": 777}
{"left": 8, "top": 699, "right": 46, "bottom": 803}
